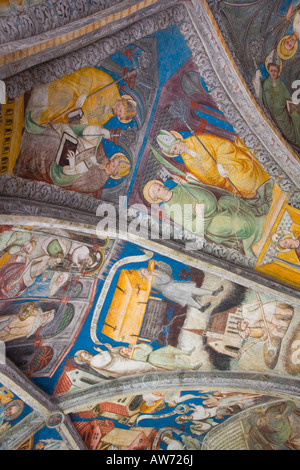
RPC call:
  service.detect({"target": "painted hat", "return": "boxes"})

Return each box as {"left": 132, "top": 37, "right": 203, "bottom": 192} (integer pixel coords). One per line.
{"left": 156, "top": 130, "right": 180, "bottom": 155}
{"left": 110, "top": 153, "right": 131, "bottom": 180}
{"left": 271, "top": 229, "right": 295, "bottom": 252}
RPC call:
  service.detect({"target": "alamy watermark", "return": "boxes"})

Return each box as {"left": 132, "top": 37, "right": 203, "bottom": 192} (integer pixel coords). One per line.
{"left": 96, "top": 196, "right": 205, "bottom": 250}
{"left": 291, "top": 80, "right": 300, "bottom": 104}
{"left": 0, "top": 81, "right": 6, "bottom": 104}
{"left": 0, "top": 341, "right": 6, "bottom": 365}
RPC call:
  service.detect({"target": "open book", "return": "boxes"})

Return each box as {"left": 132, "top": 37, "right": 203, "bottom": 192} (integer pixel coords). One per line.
{"left": 55, "top": 132, "right": 78, "bottom": 167}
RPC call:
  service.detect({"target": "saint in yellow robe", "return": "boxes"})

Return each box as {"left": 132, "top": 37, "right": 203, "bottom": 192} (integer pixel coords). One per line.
{"left": 180, "top": 134, "right": 269, "bottom": 198}
{"left": 30, "top": 68, "right": 121, "bottom": 127}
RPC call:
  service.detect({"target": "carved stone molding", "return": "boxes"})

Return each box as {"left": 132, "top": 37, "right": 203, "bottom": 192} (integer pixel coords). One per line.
{"left": 0, "top": 0, "right": 124, "bottom": 45}
{"left": 0, "top": 0, "right": 180, "bottom": 80}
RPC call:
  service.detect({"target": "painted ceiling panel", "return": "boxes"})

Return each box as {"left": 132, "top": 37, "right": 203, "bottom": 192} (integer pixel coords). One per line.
{"left": 207, "top": 0, "right": 300, "bottom": 158}
{"left": 0, "top": 382, "right": 31, "bottom": 433}
{"left": 0, "top": 0, "right": 299, "bottom": 452}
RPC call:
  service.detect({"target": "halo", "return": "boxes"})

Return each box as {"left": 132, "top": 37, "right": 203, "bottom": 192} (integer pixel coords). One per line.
{"left": 271, "top": 229, "right": 295, "bottom": 252}
{"left": 143, "top": 180, "right": 165, "bottom": 204}
{"left": 4, "top": 400, "right": 25, "bottom": 421}
{"left": 277, "top": 35, "right": 298, "bottom": 60}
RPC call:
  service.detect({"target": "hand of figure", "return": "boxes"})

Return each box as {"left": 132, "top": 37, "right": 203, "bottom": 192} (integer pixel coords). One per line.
{"left": 286, "top": 4, "right": 293, "bottom": 20}
{"left": 80, "top": 115, "right": 89, "bottom": 125}
{"left": 67, "top": 150, "right": 76, "bottom": 161}
{"left": 173, "top": 175, "right": 186, "bottom": 185}
{"left": 255, "top": 69, "right": 262, "bottom": 80}
{"left": 193, "top": 203, "right": 204, "bottom": 217}
{"left": 75, "top": 94, "right": 87, "bottom": 109}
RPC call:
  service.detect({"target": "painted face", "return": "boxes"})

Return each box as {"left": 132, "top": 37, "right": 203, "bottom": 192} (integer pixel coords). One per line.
{"left": 106, "top": 157, "right": 119, "bottom": 175}
{"left": 81, "top": 351, "right": 93, "bottom": 362}
{"left": 268, "top": 65, "right": 279, "bottom": 81}
{"left": 285, "top": 33, "right": 297, "bottom": 51}
{"left": 84, "top": 256, "right": 93, "bottom": 267}
{"left": 240, "top": 320, "right": 249, "bottom": 331}
{"left": 170, "top": 141, "right": 188, "bottom": 156}
{"left": 149, "top": 182, "right": 170, "bottom": 202}
{"left": 120, "top": 347, "right": 132, "bottom": 357}
{"left": 279, "top": 238, "right": 299, "bottom": 250}
{"left": 4, "top": 406, "right": 17, "bottom": 417}
{"left": 41, "top": 310, "right": 55, "bottom": 325}
{"left": 113, "top": 100, "right": 125, "bottom": 120}
{"left": 55, "top": 274, "right": 65, "bottom": 284}
{"left": 73, "top": 246, "right": 93, "bottom": 266}
{"left": 22, "top": 241, "right": 33, "bottom": 254}
{"left": 49, "top": 257, "right": 62, "bottom": 268}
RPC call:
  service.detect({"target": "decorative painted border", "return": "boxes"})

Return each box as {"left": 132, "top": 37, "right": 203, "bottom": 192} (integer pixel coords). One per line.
{"left": 55, "top": 370, "right": 300, "bottom": 414}
{"left": 0, "top": 213, "right": 299, "bottom": 304}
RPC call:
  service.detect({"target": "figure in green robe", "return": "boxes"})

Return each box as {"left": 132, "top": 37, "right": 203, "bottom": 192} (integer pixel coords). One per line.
{"left": 259, "top": 63, "right": 300, "bottom": 151}
{"left": 143, "top": 177, "right": 274, "bottom": 257}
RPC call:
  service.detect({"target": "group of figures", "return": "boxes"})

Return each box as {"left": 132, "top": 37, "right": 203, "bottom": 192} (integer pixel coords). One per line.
{"left": 207, "top": 0, "right": 300, "bottom": 153}
{"left": 0, "top": 226, "right": 106, "bottom": 304}
{"left": 251, "top": 1, "right": 300, "bottom": 151}
{"left": 14, "top": 66, "right": 137, "bottom": 196}
{"left": 6, "top": 26, "right": 300, "bottom": 273}
{"left": 50, "top": 243, "right": 298, "bottom": 397}
{"left": 66, "top": 390, "right": 300, "bottom": 451}
{"left": 0, "top": 225, "right": 111, "bottom": 377}
{"left": 142, "top": 129, "right": 273, "bottom": 258}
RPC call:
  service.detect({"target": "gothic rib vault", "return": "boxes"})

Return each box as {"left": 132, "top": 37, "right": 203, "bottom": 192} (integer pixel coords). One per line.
{"left": 0, "top": 0, "right": 299, "bottom": 451}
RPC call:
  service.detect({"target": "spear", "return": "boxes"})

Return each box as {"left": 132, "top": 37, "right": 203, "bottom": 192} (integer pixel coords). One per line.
{"left": 50, "top": 69, "right": 137, "bottom": 123}
{"left": 262, "top": 4, "right": 300, "bottom": 38}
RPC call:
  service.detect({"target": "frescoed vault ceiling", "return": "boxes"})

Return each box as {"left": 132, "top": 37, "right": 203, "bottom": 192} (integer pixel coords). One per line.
{"left": 0, "top": 0, "right": 299, "bottom": 451}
